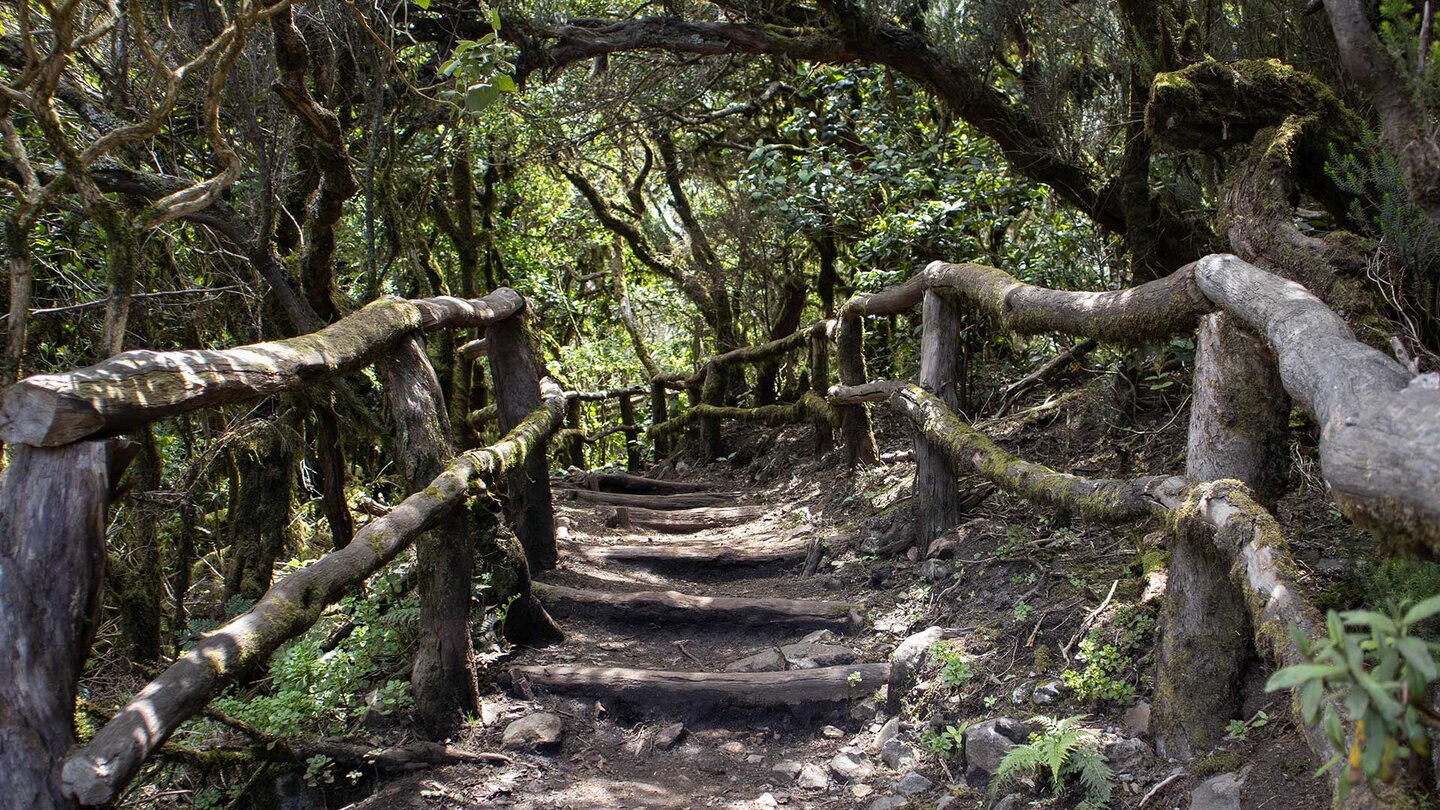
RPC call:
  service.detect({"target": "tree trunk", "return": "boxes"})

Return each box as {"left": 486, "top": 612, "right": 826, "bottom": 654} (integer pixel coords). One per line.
{"left": 755, "top": 277, "right": 807, "bottom": 406}
{"left": 809, "top": 323, "right": 834, "bottom": 455}
{"left": 700, "top": 360, "right": 725, "bottom": 459}
{"left": 114, "top": 427, "right": 163, "bottom": 663}
{"left": 223, "top": 419, "right": 296, "bottom": 602}
{"left": 312, "top": 403, "right": 354, "bottom": 549}
{"left": 0, "top": 441, "right": 126, "bottom": 810}
{"left": 650, "top": 380, "right": 670, "bottom": 458}
{"left": 837, "top": 315, "right": 878, "bottom": 466}
{"left": 488, "top": 309, "right": 558, "bottom": 572}
{"left": 914, "top": 290, "right": 965, "bottom": 552}
{"left": 1155, "top": 312, "right": 1290, "bottom": 759}
{"left": 4, "top": 219, "right": 32, "bottom": 386}
{"left": 564, "top": 397, "right": 586, "bottom": 468}
{"left": 376, "top": 332, "right": 479, "bottom": 739}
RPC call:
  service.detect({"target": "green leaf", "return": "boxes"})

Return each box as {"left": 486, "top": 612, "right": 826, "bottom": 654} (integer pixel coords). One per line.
{"left": 493, "top": 74, "right": 517, "bottom": 92}
{"left": 465, "top": 84, "right": 501, "bottom": 112}
{"left": 416, "top": 0, "right": 430, "bottom": 8}
{"left": 1397, "top": 636, "right": 1438, "bottom": 680}
{"left": 1403, "top": 594, "right": 1440, "bottom": 626}
{"left": 1340, "top": 610, "right": 1399, "bottom": 636}
{"left": 1266, "top": 664, "right": 1344, "bottom": 691}
{"left": 490, "top": 8, "right": 503, "bottom": 30}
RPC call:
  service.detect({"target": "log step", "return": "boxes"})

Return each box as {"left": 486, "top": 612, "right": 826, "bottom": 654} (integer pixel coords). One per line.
{"left": 575, "top": 538, "right": 810, "bottom": 568}
{"left": 560, "top": 470, "right": 716, "bottom": 495}
{"left": 605, "top": 504, "right": 765, "bottom": 533}
{"left": 509, "top": 663, "right": 890, "bottom": 711}
{"left": 533, "top": 582, "right": 863, "bottom": 632}
{"left": 555, "top": 488, "right": 742, "bottom": 511}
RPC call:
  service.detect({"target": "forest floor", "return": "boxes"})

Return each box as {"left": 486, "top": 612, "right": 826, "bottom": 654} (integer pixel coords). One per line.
{"left": 345, "top": 378, "right": 1361, "bottom": 810}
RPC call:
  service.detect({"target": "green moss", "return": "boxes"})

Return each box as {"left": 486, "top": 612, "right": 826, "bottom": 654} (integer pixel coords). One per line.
{"left": 1192, "top": 749, "right": 1242, "bottom": 777}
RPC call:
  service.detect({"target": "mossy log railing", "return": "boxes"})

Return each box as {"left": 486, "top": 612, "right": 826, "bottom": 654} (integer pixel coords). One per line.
{"left": 887, "top": 383, "right": 1373, "bottom": 807}
{"left": 61, "top": 380, "right": 568, "bottom": 807}
{"left": 554, "top": 386, "right": 648, "bottom": 471}
{"left": 0, "top": 288, "right": 525, "bottom": 447}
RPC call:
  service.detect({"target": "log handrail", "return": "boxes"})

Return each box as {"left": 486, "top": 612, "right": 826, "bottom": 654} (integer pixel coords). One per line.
{"left": 0, "top": 288, "right": 527, "bottom": 447}
{"left": 61, "top": 379, "right": 568, "bottom": 807}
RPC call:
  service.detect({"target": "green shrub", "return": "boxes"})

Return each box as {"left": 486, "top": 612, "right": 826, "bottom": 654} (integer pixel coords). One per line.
{"left": 991, "top": 715, "right": 1112, "bottom": 810}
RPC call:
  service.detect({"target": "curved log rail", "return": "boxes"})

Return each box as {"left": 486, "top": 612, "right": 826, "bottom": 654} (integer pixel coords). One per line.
{"left": 61, "top": 380, "right": 568, "bottom": 806}
{"left": 0, "top": 288, "right": 526, "bottom": 447}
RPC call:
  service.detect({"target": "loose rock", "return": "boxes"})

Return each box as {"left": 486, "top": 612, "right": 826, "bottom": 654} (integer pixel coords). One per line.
{"left": 796, "top": 763, "right": 830, "bottom": 790}
{"left": 830, "top": 751, "right": 876, "bottom": 781}
{"left": 869, "top": 796, "right": 908, "bottom": 810}
{"left": 1123, "top": 701, "right": 1152, "bottom": 736}
{"left": 1032, "top": 679, "right": 1065, "bottom": 705}
{"left": 963, "top": 718, "right": 1029, "bottom": 785}
{"left": 881, "top": 737, "right": 918, "bottom": 770}
{"left": 1103, "top": 737, "right": 1153, "bottom": 773}
{"left": 895, "top": 771, "right": 933, "bottom": 796}
{"left": 501, "top": 712, "right": 563, "bottom": 752}
{"left": 772, "top": 760, "right": 803, "bottom": 780}
{"left": 725, "top": 648, "right": 788, "bottom": 672}
{"left": 1190, "top": 768, "right": 1249, "bottom": 810}
{"left": 654, "top": 722, "right": 685, "bottom": 750}
{"left": 780, "top": 641, "right": 859, "bottom": 669}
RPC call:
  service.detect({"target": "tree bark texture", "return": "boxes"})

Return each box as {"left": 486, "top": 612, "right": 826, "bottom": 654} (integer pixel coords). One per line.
{"left": 915, "top": 289, "right": 966, "bottom": 552}
{"left": 223, "top": 420, "right": 296, "bottom": 602}
{"left": 487, "top": 308, "right": 557, "bottom": 572}
{"left": 0, "top": 442, "right": 125, "bottom": 810}
{"left": 836, "top": 314, "right": 878, "bottom": 466}
{"left": 618, "top": 392, "right": 642, "bottom": 471}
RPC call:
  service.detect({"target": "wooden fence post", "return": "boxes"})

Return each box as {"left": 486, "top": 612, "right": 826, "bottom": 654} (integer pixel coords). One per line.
{"left": 0, "top": 441, "right": 126, "bottom": 810}
{"left": 700, "top": 359, "right": 724, "bottom": 459}
{"left": 915, "top": 289, "right": 965, "bottom": 552}
{"left": 619, "top": 392, "right": 643, "bottom": 471}
{"left": 377, "top": 333, "right": 479, "bottom": 738}
{"left": 488, "top": 310, "right": 558, "bottom": 572}
{"left": 564, "top": 397, "right": 586, "bottom": 469}
{"left": 808, "top": 322, "right": 834, "bottom": 455}
{"left": 837, "top": 314, "right": 879, "bottom": 466}
{"left": 1156, "top": 313, "right": 1290, "bottom": 759}
{"left": 649, "top": 380, "right": 669, "bottom": 458}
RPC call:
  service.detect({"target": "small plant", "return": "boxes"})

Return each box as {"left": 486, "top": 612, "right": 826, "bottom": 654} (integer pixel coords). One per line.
{"left": 1226, "top": 709, "right": 1270, "bottom": 740}
{"left": 920, "top": 722, "right": 968, "bottom": 756}
{"left": 932, "top": 641, "right": 973, "bottom": 689}
{"left": 304, "top": 754, "right": 336, "bottom": 787}
{"left": 1265, "top": 597, "right": 1440, "bottom": 796}
{"left": 1013, "top": 601, "right": 1033, "bottom": 622}
{"left": 847, "top": 670, "right": 863, "bottom": 689}
{"left": 984, "top": 694, "right": 999, "bottom": 708}
{"left": 1061, "top": 638, "right": 1135, "bottom": 704}
{"left": 991, "top": 715, "right": 1112, "bottom": 810}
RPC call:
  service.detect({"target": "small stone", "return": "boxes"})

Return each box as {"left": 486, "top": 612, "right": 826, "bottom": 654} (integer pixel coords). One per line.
{"left": 935, "top": 797, "right": 960, "bottom": 810}
{"left": 747, "top": 754, "right": 764, "bottom": 764}
{"left": 962, "top": 718, "right": 1029, "bottom": 785}
{"left": 830, "top": 751, "right": 876, "bottom": 781}
{"left": 697, "top": 754, "right": 729, "bottom": 775}
{"left": 920, "top": 559, "right": 951, "bottom": 583}
{"left": 796, "top": 763, "right": 830, "bottom": 790}
{"left": 721, "top": 741, "right": 746, "bottom": 755}
{"left": 822, "top": 725, "right": 845, "bottom": 738}
{"left": 1032, "top": 680, "right": 1065, "bottom": 705}
{"left": 851, "top": 784, "right": 875, "bottom": 798}
{"left": 895, "top": 772, "right": 933, "bottom": 796}
{"left": 926, "top": 538, "right": 958, "bottom": 559}
{"left": 654, "top": 722, "right": 686, "bottom": 750}
{"left": 772, "top": 760, "right": 802, "bottom": 780}
{"left": 822, "top": 576, "right": 844, "bottom": 590}
{"left": 725, "top": 648, "right": 788, "bottom": 672}
{"left": 851, "top": 697, "right": 880, "bottom": 722}
{"left": 1190, "top": 767, "right": 1249, "bottom": 810}
{"left": 873, "top": 717, "right": 900, "bottom": 752}
{"left": 880, "top": 738, "right": 918, "bottom": 770}
{"left": 754, "top": 793, "right": 779, "bottom": 809}
{"left": 1123, "top": 701, "right": 1152, "bottom": 736}
{"left": 801, "top": 629, "right": 838, "bottom": 644}
{"left": 501, "top": 712, "right": 563, "bottom": 752}
{"left": 869, "top": 796, "right": 909, "bottom": 810}
{"left": 479, "top": 701, "right": 503, "bottom": 727}
{"left": 1010, "top": 681, "right": 1034, "bottom": 705}
{"left": 991, "top": 795, "right": 1022, "bottom": 810}
{"left": 1103, "top": 737, "right": 1153, "bottom": 773}
{"left": 780, "top": 641, "right": 859, "bottom": 670}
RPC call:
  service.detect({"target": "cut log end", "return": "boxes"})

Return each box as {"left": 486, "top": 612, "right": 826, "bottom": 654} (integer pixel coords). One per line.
{"left": 0, "top": 382, "right": 99, "bottom": 447}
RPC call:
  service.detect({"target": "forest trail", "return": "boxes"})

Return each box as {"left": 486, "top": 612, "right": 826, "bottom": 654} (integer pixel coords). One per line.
{"left": 354, "top": 462, "right": 919, "bottom": 810}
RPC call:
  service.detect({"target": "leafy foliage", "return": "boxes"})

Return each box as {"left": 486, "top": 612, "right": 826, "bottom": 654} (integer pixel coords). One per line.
{"left": 991, "top": 715, "right": 1113, "bottom": 810}
{"left": 1266, "top": 596, "right": 1440, "bottom": 796}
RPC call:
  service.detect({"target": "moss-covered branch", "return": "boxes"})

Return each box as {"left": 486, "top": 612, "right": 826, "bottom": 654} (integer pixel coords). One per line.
{"left": 62, "top": 379, "right": 567, "bottom": 807}
{"left": 648, "top": 391, "right": 835, "bottom": 441}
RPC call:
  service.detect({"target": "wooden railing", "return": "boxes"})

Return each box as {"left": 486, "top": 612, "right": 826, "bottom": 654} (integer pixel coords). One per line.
{"left": 0, "top": 289, "right": 568, "bottom": 809}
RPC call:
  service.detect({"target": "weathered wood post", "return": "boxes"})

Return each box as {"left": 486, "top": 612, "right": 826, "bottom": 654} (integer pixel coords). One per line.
{"left": 700, "top": 359, "right": 724, "bottom": 459}
{"left": 0, "top": 441, "right": 126, "bottom": 810}
{"left": 377, "top": 333, "right": 479, "bottom": 738}
{"left": 1155, "top": 312, "right": 1290, "bottom": 759}
{"left": 836, "top": 313, "right": 879, "bottom": 466}
{"left": 564, "top": 397, "right": 586, "bottom": 469}
{"left": 618, "top": 392, "right": 643, "bottom": 471}
{"left": 914, "top": 289, "right": 966, "bottom": 552}
{"left": 808, "top": 321, "right": 834, "bottom": 456}
{"left": 649, "top": 379, "right": 670, "bottom": 458}
{"left": 488, "top": 308, "right": 558, "bottom": 572}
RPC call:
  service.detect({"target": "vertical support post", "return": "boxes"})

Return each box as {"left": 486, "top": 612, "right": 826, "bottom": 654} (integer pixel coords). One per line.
{"left": 1156, "top": 313, "right": 1290, "bottom": 759}
{"left": 809, "top": 322, "right": 834, "bottom": 456}
{"left": 564, "top": 397, "right": 586, "bottom": 469}
{"left": 0, "top": 441, "right": 124, "bottom": 810}
{"left": 377, "top": 333, "right": 478, "bottom": 739}
{"left": 650, "top": 379, "right": 670, "bottom": 458}
{"left": 837, "top": 313, "right": 879, "bottom": 466}
{"left": 914, "top": 289, "right": 965, "bottom": 553}
{"left": 700, "top": 359, "right": 724, "bottom": 460}
{"left": 488, "top": 309, "right": 558, "bottom": 572}
{"left": 619, "top": 392, "right": 643, "bottom": 471}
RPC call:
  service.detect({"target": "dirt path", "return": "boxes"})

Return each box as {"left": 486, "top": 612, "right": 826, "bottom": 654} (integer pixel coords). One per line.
{"left": 353, "top": 465, "right": 910, "bottom": 810}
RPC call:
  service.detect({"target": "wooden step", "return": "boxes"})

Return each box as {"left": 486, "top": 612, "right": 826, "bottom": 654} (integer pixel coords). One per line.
{"left": 555, "top": 488, "right": 741, "bottom": 511}
{"left": 574, "top": 538, "right": 810, "bottom": 568}
{"left": 560, "top": 470, "right": 716, "bottom": 495}
{"left": 533, "top": 582, "right": 862, "bottom": 632}
{"left": 605, "top": 504, "right": 765, "bottom": 533}
{"left": 509, "top": 663, "right": 890, "bottom": 711}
